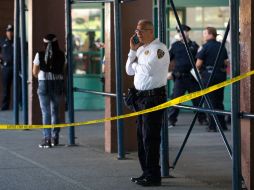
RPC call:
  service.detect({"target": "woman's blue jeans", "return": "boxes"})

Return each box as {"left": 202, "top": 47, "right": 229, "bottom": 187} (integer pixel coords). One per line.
{"left": 37, "top": 80, "right": 63, "bottom": 139}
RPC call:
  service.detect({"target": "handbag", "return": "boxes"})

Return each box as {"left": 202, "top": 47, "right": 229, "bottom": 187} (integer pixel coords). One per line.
{"left": 124, "top": 87, "right": 138, "bottom": 111}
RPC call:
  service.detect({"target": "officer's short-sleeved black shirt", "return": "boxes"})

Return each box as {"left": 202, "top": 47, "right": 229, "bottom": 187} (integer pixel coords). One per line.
{"left": 196, "top": 39, "right": 228, "bottom": 71}
{"left": 169, "top": 40, "right": 199, "bottom": 73}
{"left": 0, "top": 37, "right": 14, "bottom": 64}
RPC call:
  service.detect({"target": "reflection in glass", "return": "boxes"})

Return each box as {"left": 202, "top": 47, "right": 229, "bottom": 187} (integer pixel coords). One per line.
{"left": 72, "top": 8, "right": 102, "bottom": 75}
{"left": 169, "top": 7, "right": 229, "bottom": 46}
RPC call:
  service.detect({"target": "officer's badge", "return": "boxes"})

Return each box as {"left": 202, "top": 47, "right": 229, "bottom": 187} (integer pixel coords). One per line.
{"left": 157, "top": 49, "right": 165, "bottom": 59}
{"left": 144, "top": 50, "right": 149, "bottom": 55}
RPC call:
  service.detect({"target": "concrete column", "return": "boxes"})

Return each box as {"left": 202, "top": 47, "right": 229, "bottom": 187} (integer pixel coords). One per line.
{"left": 28, "top": 0, "right": 65, "bottom": 125}
{"left": 240, "top": 0, "right": 254, "bottom": 189}
{"left": 0, "top": 0, "right": 14, "bottom": 109}
{"left": 104, "top": 3, "right": 117, "bottom": 153}
{"left": 104, "top": 1, "right": 152, "bottom": 153}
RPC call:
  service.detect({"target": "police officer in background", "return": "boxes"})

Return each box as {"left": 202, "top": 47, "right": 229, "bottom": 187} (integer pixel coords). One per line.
{"left": 126, "top": 19, "right": 169, "bottom": 186}
{"left": 168, "top": 24, "right": 208, "bottom": 127}
{"left": 0, "top": 25, "right": 14, "bottom": 110}
{"left": 196, "top": 27, "right": 229, "bottom": 132}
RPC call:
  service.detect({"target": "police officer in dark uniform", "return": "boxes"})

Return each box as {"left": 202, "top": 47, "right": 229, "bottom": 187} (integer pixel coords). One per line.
{"left": 0, "top": 25, "right": 14, "bottom": 110}
{"left": 196, "top": 27, "right": 229, "bottom": 132}
{"left": 168, "top": 24, "right": 207, "bottom": 127}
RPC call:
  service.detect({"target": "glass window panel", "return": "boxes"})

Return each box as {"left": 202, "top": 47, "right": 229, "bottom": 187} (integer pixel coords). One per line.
{"left": 169, "top": 10, "right": 184, "bottom": 29}
{"left": 203, "top": 7, "right": 229, "bottom": 27}
{"left": 186, "top": 7, "right": 229, "bottom": 29}
{"left": 168, "top": 6, "right": 230, "bottom": 56}
{"left": 72, "top": 8, "right": 102, "bottom": 75}
{"left": 184, "top": 7, "right": 229, "bottom": 45}
{"left": 186, "top": 7, "right": 202, "bottom": 29}
{"left": 189, "top": 30, "right": 203, "bottom": 45}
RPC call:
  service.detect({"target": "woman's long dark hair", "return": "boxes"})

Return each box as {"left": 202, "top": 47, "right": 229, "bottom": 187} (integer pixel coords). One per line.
{"left": 43, "top": 34, "right": 61, "bottom": 69}
{"left": 42, "top": 34, "right": 64, "bottom": 95}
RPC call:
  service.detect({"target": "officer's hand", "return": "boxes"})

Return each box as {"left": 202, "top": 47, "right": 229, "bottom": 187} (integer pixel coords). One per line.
{"left": 130, "top": 34, "right": 141, "bottom": 51}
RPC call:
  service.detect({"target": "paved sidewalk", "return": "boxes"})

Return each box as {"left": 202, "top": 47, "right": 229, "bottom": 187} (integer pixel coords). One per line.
{"left": 0, "top": 110, "right": 232, "bottom": 190}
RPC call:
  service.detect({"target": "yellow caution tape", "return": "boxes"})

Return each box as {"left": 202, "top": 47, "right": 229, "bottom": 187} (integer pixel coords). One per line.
{"left": 1, "top": 70, "right": 254, "bottom": 130}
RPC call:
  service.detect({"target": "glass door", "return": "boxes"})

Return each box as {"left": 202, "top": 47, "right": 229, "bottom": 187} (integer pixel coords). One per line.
{"left": 72, "top": 3, "right": 105, "bottom": 110}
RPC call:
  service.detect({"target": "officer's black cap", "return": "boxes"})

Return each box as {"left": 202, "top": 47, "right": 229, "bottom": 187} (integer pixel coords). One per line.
{"left": 176, "top": 24, "right": 191, "bottom": 32}
{"left": 6, "top": 24, "right": 14, "bottom": 32}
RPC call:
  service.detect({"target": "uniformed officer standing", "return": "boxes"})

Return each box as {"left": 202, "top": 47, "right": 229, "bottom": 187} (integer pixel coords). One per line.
{"left": 196, "top": 27, "right": 229, "bottom": 132}
{"left": 168, "top": 24, "right": 208, "bottom": 127}
{"left": 0, "top": 25, "right": 14, "bottom": 110}
{"left": 126, "top": 19, "right": 169, "bottom": 186}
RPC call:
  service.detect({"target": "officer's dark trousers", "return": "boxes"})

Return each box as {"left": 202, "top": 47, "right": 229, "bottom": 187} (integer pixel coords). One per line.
{"left": 1, "top": 66, "right": 13, "bottom": 110}
{"left": 203, "top": 72, "right": 227, "bottom": 130}
{"left": 136, "top": 94, "right": 166, "bottom": 180}
{"left": 168, "top": 76, "right": 206, "bottom": 124}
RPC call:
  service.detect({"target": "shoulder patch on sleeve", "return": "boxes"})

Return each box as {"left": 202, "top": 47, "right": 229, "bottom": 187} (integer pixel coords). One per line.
{"left": 157, "top": 49, "right": 165, "bottom": 59}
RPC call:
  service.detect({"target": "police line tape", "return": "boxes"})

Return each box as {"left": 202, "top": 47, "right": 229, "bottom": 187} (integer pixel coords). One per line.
{"left": 1, "top": 70, "right": 254, "bottom": 130}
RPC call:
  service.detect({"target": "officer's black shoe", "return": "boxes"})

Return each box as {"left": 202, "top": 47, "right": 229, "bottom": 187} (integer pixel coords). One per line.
{"left": 130, "top": 175, "right": 145, "bottom": 183}
{"left": 223, "top": 127, "right": 229, "bottom": 131}
{"left": 136, "top": 178, "right": 161, "bottom": 186}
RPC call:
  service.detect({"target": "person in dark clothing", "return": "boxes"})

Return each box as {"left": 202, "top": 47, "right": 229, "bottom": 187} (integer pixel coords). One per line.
{"left": 168, "top": 24, "right": 208, "bottom": 127}
{"left": 196, "top": 27, "right": 229, "bottom": 132}
{"left": 0, "top": 25, "right": 14, "bottom": 110}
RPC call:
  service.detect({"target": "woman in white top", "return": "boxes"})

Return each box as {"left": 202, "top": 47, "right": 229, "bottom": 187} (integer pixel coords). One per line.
{"left": 33, "top": 34, "right": 65, "bottom": 148}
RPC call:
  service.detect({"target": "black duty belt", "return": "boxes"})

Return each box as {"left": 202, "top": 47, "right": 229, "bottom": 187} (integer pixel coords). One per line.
{"left": 136, "top": 86, "right": 166, "bottom": 97}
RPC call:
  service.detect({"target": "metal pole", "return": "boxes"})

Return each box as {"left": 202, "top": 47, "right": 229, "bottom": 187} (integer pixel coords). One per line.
{"left": 173, "top": 105, "right": 231, "bottom": 116}
{"left": 13, "top": 0, "right": 20, "bottom": 124}
{"left": 19, "top": 0, "right": 28, "bottom": 124}
{"left": 65, "top": 0, "right": 75, "bottom": 145}
{"left": 241, "top": 112, "right": 254, "bottom": 119}
{"left": 74, "top": 87, "right": 121, "bottom": 97}
{"left": 230, "top": 0, "right": 241, "bottom": 189}
{"left": 158, "top": 0, "right": 169, "bottom": 177}
{"left": 166, "top": 5, "right": 171, "bottom": 97}
{"left": 158, "top": 0, "right": 166, "bottom": 42}
{"left": 114, "top": 0, "right": 125, "bottom": 159}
